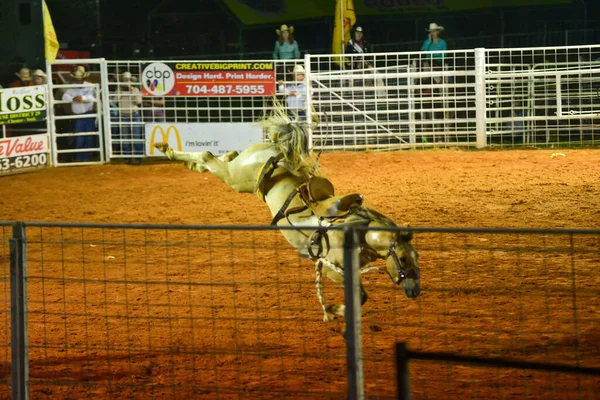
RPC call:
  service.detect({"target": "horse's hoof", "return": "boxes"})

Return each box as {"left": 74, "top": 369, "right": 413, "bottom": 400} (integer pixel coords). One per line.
{"left": 185, "top": 161, "right": 208, "bottom": 173}
{"left": 154, "top": 142, "right": 170, "bottom": 154}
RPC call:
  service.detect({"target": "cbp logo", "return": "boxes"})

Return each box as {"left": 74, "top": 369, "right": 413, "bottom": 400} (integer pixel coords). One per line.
{"left": 142, "top": 62, "right": 175, "bottom": 96}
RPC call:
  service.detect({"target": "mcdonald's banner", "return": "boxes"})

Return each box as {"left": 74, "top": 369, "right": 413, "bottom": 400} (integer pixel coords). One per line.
{"left": 221, "top": 0, "right": 571, "bottom": 25}
{"left": 43, "top": 0, "right": 59, "bottom": 63}
{"left": 145, "top": 123, "right": 263, "bottom": 157}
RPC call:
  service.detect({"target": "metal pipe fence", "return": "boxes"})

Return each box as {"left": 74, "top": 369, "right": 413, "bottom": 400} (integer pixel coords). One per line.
{"left": 43, "top": 43, "right": 600, "bottom": 168}
{"left": 1, "top": 222, "right": 599, "bottom": 399}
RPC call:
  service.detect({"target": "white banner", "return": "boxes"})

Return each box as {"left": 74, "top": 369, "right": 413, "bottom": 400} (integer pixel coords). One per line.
{"left": 0, "top": 85, "right": 47, "bottom": 125}
{"left": 145, "top": 123, "right": 263, "bottom": 157}
{"left": 0, "top": 134, "right": 50, "bottom": 175}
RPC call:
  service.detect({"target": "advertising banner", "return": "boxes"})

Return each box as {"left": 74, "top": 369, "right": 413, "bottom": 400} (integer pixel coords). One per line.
{"left": 141, "top": 62, "right": 276, "bottom": 97}
{"left": 0, "top": 86, "right": 47, "bottom": 125}
{"left": 145, "top": 123, "right": 264, "bottom": 157}
{"left": 222, "top": 0, "right": 572, "bottom": 25}
{"left": 0, "top": 134, "right": 50, "bottom": 175}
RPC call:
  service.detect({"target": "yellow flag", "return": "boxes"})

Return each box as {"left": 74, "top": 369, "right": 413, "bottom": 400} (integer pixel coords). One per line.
{"left": 43, "top": 1, "right": 59, "bottom": 63}
{"left": 332, "top": 0, "right": 356, "bottom": 66}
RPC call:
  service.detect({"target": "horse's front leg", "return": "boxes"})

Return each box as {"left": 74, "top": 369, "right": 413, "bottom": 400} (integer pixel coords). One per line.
{"left": 315, "top": 258, "right": 346, "bottom": 321}
{"left": 154, "top": 142, "right": 212, "bottom": 165}
{"left": 184, "top": 150, "right": 239, "bottom": 173}
{"left": 154, "top": 143, "right": 239, "bottom": 173}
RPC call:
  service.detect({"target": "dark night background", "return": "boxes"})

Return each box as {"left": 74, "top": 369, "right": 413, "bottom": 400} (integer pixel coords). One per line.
{"left": 44, "top": 0, "right": 598, "bottom": 60}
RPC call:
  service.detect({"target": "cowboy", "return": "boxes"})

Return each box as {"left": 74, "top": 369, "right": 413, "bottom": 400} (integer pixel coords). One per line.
{"left": 277, "top": 64, "right": 307, "bottom": 119}
{"left": 114, "top": 71, "right": 144, "bottom": 164}
{"left": 62, "top": 66, "right": 97, "bottom": 162}
{"left": 9, "top": 67, "right": 33, "bottom": 87}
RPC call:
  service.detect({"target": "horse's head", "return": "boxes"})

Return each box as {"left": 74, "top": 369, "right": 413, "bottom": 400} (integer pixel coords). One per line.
{"left": 364, "top": 227, "right": 421, "bottom": 299}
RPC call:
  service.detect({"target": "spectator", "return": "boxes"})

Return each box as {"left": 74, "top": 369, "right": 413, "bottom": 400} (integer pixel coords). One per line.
{"left": 31, "top": 69, "right": 47, "bottom": 85}
{"left": 346, "top": 26, "right": 369, "bottom": 69}
{"left": 114, "top": 71, "right": 143, "bottom": 165}
{"left": 9, "top": 68, "right": 33, "bottom": 88}
{"left": 273, "top": 24, "right": 301, "bottom": 82}
{"left": 421, "top": 23, "right": 447, "bottom": 66}
{"left": 27, "top": 70, "right": 49, "bottom": 136}
{"left": 62, "top": 66, "right": 97, "bottom": 162}
{"left": 277, "top": 64, "right": 307, "bottom": 119}
{"left": 273, "top": 24, "right": 300, "bottom": 60}
{"left": 143, "top": 97, "right": 166, "bottom": 123}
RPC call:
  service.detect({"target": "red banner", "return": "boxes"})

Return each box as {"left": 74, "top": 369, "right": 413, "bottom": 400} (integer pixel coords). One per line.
{"left": 141, "top": 62, "right": 276, "bottom": 97}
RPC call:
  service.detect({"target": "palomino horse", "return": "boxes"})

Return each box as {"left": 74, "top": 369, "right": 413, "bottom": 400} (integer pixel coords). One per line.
{"left": 154, "top": 107, "right": 420, "bottom": 323}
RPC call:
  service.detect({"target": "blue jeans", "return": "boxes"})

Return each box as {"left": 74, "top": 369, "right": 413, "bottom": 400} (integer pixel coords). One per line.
{"left": 121, "top": 113, "right": 143, "bottom": 157}
{"left": 73, "top": 114, "right": 97, "bottom": 162}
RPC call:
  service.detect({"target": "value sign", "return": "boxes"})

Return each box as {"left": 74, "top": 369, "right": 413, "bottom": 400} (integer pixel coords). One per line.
{"left": 0, "top": 134, "right": 49, "bottom": 174}
{"left": 141, "top": 62, "right": 276, "bottom": 97}
{"left": 0, "top": 86, "right": 47, "bottom": 125}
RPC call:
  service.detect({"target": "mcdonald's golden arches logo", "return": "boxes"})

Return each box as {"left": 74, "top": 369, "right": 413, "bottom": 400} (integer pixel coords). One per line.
{"left": 149, "top": 125, "right": 182, "bottom": 155}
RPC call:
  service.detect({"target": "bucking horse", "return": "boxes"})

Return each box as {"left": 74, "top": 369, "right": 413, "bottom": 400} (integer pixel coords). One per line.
{"left": 153, "top": 105, "right": 420, "bottom": 325}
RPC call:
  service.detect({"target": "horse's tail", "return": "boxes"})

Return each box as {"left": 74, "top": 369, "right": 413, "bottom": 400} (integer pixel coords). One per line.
{"left": 259, "top": 98, "right": 320, "bottom": 179}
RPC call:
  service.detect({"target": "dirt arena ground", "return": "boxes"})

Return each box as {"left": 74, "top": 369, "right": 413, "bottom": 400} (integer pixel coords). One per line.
{"left": 1, "top": 148, "right": 599, "bottom": 399}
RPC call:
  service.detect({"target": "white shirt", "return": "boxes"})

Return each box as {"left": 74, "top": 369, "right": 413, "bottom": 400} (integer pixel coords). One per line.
{"left": 278, "top": 81, "right": 307, "bottom": 110}
{"left": 62, "top": 84, "right": 96, "bottom": 115}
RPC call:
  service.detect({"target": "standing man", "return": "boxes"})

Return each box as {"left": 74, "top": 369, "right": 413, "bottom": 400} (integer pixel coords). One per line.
{"left": 62, "top": 66, "right": 97, "bottom": 162}
{"left": 114, "top": 71, "right": 143, "bottom": 164}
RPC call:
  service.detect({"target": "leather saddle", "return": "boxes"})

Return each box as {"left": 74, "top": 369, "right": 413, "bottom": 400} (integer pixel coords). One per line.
{"left": 297, "top": 176, "right": 364, "bottom": 219}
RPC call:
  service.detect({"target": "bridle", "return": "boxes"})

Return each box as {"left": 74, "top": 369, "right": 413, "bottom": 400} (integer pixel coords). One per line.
{"left": 381, "top": 242, "right": 417, "bottom": 284}
{"left": 360, "top": 240, "right": 417, "bottom": 285}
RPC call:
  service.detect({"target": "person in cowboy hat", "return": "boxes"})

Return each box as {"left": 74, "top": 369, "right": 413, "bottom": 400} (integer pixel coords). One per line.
{"left": 62, "top": 66, "right": 98, "bottom": 162}
{"left": 114, "top": 70, "right": 144, "bottom": 164}
{"left": 9, "top": 67, "right": 33, "bottom": 87}
{"left": 32, "top": 69, "right": 47, "bottom": 85}
{"left": 421, "top": 22, "right": 447, "bottom": 63}
{"left": 277, "top": 64, "right": 307, "bottom": 119}
{"left": 273, "top": 24, "right": 300, "bottom": 60}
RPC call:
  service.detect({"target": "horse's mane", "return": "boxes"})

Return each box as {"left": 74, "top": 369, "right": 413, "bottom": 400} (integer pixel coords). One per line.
{"left": 344, "top": 205, "right": 398, "bottom": 228}
{"left": 259, "top": 100, "right": 320, "bottom": 180}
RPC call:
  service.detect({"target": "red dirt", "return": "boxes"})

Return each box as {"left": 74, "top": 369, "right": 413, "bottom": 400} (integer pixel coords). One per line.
{"left": 1, "top": 148, "right": 599, "bottom": 399}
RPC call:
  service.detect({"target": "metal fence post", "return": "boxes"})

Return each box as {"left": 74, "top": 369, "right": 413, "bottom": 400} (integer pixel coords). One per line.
{"left": 396, "top": 342, "right": 411, "bottom": 400}
{"left": 304, "top": 53, "right": 313, "bottom": 149}
{"left": 10, "top": 222, "right": 29, "bottom": 400}
{"left": 344, "top": 227, "right": 364, "bottom": 400}
{"left": 474, "top": 47, "right": 487, "bottom": 149}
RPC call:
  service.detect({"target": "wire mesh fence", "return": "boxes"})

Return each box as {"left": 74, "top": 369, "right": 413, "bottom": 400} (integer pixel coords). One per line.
{"left": 21, "top": 223, "right": 359, "bottom": 399}
{"left": 2, "top": 223, "right": 600, "bottom": 399}
{"left": 359, "top": 228, "right": 600, "bottom": 399}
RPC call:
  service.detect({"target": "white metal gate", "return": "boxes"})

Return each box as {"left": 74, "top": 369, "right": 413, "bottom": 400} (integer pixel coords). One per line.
{"left": 46, "top": 58, "right": 110, "bottom": 166}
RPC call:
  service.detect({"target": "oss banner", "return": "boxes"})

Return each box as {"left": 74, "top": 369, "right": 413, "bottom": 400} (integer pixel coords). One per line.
{"left": 141, "top": 62, "right": 276, "bottom": 97}
{"left": 145, "top": 123, "right": 263, "bottom": 157}
{"left": 0, "top": 86, "right": 47, "bottom": 125}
